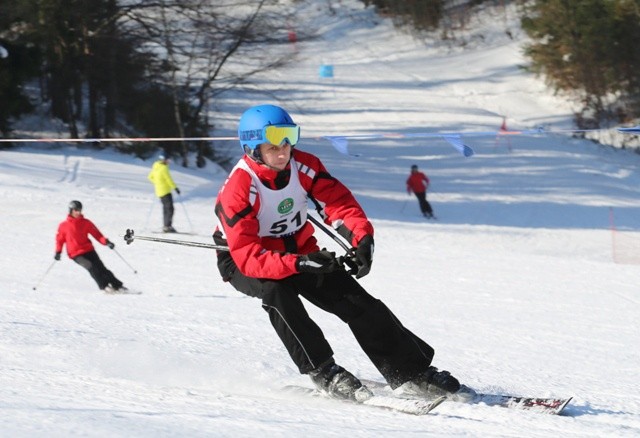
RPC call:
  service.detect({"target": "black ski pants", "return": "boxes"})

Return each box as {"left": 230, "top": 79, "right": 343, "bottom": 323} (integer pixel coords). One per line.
{"left": 73, "top": 250, "right": 122, "bottom": 290}
{"left": 414, "top": 191, "right": 433, "bottom": 216}
{"left": 228, "top": 268, "right": 435, "bottom": 388}
{"left": 160, "top": 193, "right": 175, "bottom": 227}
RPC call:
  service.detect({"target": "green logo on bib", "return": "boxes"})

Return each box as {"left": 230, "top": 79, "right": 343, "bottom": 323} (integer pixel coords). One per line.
{"left": 278, "top": 198, "right": 294, "bottom": 214}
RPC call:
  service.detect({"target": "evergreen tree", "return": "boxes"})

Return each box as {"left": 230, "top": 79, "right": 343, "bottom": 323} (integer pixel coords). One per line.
{"left": 360, "top": 0, "right": 446, "bottom": 31}
{"left": 0, "top": 0, "right": 296, "bottom": 167}
{"left": 522, "top": 0, "right": 640, "bottom": 126}
{"left": 0, "top": 1, "right": 37, "bottom": 138}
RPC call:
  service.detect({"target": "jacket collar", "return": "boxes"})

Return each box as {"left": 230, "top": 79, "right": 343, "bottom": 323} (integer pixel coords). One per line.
{"left": 243, "top": 153, "right": 293, "bottom": 185}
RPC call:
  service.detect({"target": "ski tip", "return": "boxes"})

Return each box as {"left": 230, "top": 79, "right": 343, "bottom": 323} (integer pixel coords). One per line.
{"left": 516, "top": 396, "right": 574, "bottom": 415}
{"left": 555, "top": 397, "right": 573, "bottom": 415}
{"left": 469, "top": 392, "right": 574, "bottom": 415}
{"left": 428, "top": 395, "right": 448, "bottom": 413}
{"left": 529, "top": 396, "right": 574, "bottom": 415}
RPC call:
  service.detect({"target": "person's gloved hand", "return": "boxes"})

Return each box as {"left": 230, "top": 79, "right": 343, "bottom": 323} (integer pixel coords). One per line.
{"left": 106, "top": 240, "right": 115, "bottom": 249}
{"left": 354, "top": 235, "right": 374, "bottom": 279}
{"left": 175, "top": 187, "right": 181, "bottom": 195}
{"left": 54, "top": 252, "right": 61, "bottom": 261}
{"left": 296, "top": 250, "right": 341, "bottom": 274}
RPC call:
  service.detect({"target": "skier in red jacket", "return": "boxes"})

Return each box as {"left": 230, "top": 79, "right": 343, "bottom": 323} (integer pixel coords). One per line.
{"left": 213, "top": 104, "right": 463, "bottom": 401}
{"left": 406, "top": 164, "right": 435, "bottom": 218}
{"left": 55, "top": 200, "right": 127, "bottom": 293}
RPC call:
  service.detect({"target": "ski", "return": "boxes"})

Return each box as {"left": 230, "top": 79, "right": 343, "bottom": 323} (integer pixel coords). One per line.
{"left": 472, "top": 393, "right": 572, "bottom": 415}
{"left": 361, "top": 379, "right": 572, "bottom": 415}
{"left": 103, "top": 289, "right": 142, "bottom": 295}
{"left": 282, "top": 385, "right": 446, "bottom": 416}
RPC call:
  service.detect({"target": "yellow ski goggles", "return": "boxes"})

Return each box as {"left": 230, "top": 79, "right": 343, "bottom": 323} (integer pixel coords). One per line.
{"left": 264, "top": 125, "right": 300, "bottom": 147}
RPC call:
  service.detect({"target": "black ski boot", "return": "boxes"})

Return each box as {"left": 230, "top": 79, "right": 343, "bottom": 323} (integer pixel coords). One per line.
{"left": 396, "top": 366, "right": 462, "bottom": 398}
{"left": 310, "top": 362, "right": 372, "bottom": 402}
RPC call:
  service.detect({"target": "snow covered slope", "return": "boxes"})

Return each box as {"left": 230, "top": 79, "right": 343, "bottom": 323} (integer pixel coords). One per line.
{"left": 2, "top": 1, "right": 639, "bottom": 436}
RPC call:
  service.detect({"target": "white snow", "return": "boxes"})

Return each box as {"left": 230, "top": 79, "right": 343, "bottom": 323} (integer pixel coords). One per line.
{"left": 2, "top": 1, "right": 639, "bottom": 436}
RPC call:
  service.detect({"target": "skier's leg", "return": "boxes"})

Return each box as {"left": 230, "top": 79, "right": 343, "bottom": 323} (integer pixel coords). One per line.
{"left": 413, "top": 192, "right": 423, "bottom": 213}
{"left": 73, "top": 251, "right": 108, "bottom": 290}
{"left": 416, "top": 192, "right": 431, "bottom": 216}
{"left": 168, "top": 195, "right": 175, "bottom": 226}
{"left": 298, "top": 270, "right": 435, "bottom": 388}
{"left": 262, "top": 280, "right": 335, "bottom": 373}
{"left": 333, "top": 280, "right": 459, "bottom": 395}
{"left": 160, "top": 194, "right": 174, "bottom": 228}
{"left": 228, "top": 269, "right": 369, "bottom": 400}
{"left": 87, "top": 251, "right": 123, "bottom": 289}
{"left": 228, "top": 271, "right": 334, "bottom": 374}
{"left": 99, "top": 260, "right": 123, "bottom": 289}
{"left": 424, "top": 201, "right": 434, "bottom": 217}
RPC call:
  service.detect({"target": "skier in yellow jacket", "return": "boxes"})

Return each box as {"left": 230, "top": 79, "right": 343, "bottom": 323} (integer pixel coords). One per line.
{"left": 147, "top": 154, "right": 180, "bottom": 232}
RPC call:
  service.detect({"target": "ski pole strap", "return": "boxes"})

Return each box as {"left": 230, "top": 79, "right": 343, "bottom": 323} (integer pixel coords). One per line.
{"left": 123, "top": 229, "right": 229, "bottom": 251}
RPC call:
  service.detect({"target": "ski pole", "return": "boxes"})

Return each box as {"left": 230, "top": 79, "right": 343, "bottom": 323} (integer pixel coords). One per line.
{"left": 112, "top": 247, "right": 138, "bottom": 274}
{"left": 307, "top": 214, "right": 355, "bottom": 257}
{"left": 400, "top": 198, "right": 409, "bottom": 213}
{"left": 306, "top": 215, "right": 359, "bottom": 274}
{"left": 123, "top": 229, "right": 229, "bottom": 251}
{"left": 177, "top": 193, "right": 194, "bottom": 232}
{"left": 32, "top": 259, "right": 57, "bottom": 290}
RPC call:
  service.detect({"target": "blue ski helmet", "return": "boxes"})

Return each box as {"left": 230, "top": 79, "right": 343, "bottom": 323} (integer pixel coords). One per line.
{"left": 238, "top": 104, "right": 297, "bottom": 161}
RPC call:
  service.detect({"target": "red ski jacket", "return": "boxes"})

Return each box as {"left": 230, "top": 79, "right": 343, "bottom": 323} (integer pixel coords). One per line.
{"left": 406, "top": 171, "right": 430, "bottom": 194}
{"left": 55, "top": 214, "right": 108, "bottom": 258}
{"left": 214, "top": 149, "right": 374, "bottom": 280}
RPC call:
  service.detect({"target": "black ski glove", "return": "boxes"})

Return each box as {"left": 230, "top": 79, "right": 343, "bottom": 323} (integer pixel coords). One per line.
{"left": 106, "top": 240, "right": 115, "bottom": 249}
{"left": 354, "top": 235, "right": 374, "bottom": 279}
{"left": 175, "top": 187, "right": 181, "bottom": 195}
{"left": 296, "top": 250, "right": 341, "bottom": 274}
{"left": 54, "top": 252, "right": 61, "bottom": 261}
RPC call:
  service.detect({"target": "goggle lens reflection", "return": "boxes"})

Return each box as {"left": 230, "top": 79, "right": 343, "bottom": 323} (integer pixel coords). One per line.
{"left": 264, "top": 125, "right": 300, "bottom": 146}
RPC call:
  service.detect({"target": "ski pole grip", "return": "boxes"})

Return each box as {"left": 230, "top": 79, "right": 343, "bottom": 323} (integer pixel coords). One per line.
{"left": 124, "top": 229, "right": 135, "bottom": 245}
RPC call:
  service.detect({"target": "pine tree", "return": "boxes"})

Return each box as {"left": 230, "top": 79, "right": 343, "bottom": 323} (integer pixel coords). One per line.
{"left": 522, "top": 0, "right": 640, "bottom": 126}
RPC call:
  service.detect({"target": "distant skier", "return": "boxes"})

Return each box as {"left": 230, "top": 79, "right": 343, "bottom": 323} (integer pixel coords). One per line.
{"left": 54, "top": 200, "right": 128, "bottom": 294}
{"left": 147, "top": 154, "right": 180, "bottom": 232}
{"left": 406, "top": 164, "right": 434, "bottom": 218}
{"left": 213, "top": 104, "right": 465, "bottom": 401}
